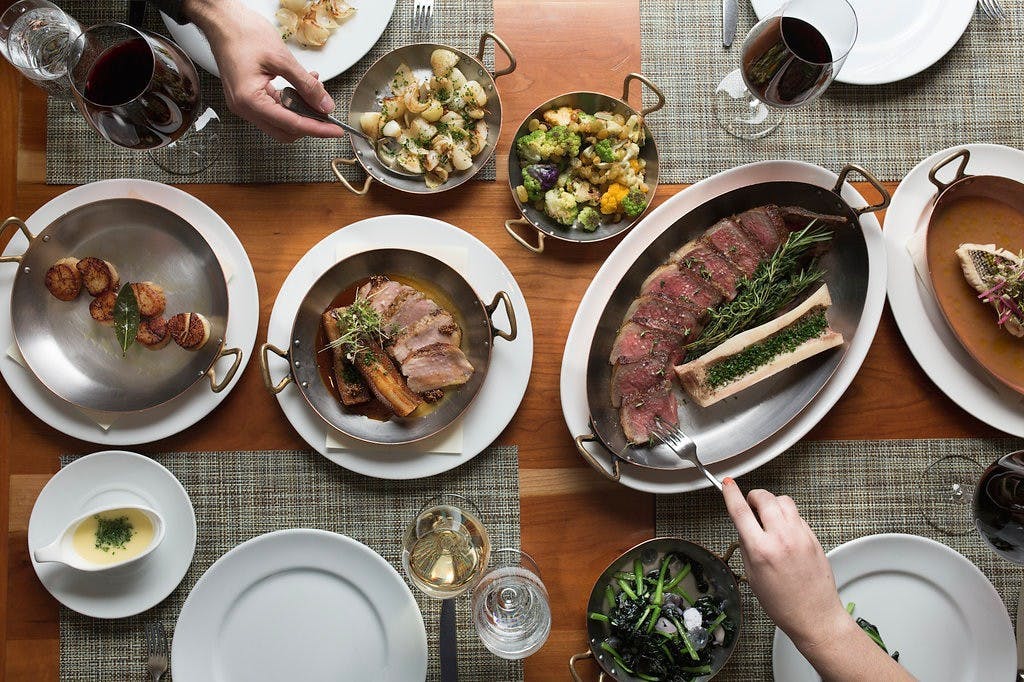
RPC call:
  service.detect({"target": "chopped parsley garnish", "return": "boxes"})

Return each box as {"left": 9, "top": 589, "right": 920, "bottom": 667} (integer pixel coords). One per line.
{"left": 94, "top": 515, "right": 134, "bottom": 554}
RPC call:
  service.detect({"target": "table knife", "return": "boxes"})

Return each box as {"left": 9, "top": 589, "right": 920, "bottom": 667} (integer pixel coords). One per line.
{"left": 723, "top": 0, "right": 738, "bottom": 48}
{"left": 440, "top": 598, "right": 458, "bottom": 682}
{"left": 1017, "top": 579, "right": 1024, "bottom": 680}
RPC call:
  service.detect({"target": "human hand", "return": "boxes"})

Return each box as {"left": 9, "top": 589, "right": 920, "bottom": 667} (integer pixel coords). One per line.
{"left": 183, "top": 0, "right": 345, "bottom": 141}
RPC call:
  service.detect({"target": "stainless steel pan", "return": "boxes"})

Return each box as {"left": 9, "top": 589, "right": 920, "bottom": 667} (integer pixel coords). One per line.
{"left": 569, "top": 538, "right": 745, "bottom": 682}
{"left": 332, "top": 32, "right": 516, "bottom": 195}
{"left": 574, "top": 166, "right": 890, "bottom": 481}
{"left": 259, "top": 248, "right": 517, "bottom": 445}
{"left": 505, "top": 73, "right": 665, "bottom": 253}
{"left": 1, "top": 199, "right": 242, "bottom": 413}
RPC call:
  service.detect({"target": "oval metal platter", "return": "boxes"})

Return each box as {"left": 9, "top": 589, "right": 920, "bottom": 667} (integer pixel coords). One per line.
{"left": 585, "top": 180, "right": 873, "bottom": 469}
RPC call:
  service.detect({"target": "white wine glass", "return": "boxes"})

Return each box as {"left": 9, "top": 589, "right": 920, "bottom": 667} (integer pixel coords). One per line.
{"left": 472, "top": 548, "right": 551, "bottom": 660}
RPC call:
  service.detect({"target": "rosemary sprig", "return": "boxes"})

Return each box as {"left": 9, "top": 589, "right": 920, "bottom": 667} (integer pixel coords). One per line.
{"left": 684, "top": 224, "right": 832, "bottom": 359}
{"left": 320, "top": 295, "right": 402, "bottom": 361}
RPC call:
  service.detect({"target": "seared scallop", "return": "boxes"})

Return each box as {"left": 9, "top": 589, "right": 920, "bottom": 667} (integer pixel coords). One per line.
{"left": 136, "top": 315, "right": 170, "bottom": 350}
{"left": 89, "top": 290, "right": 117, "bottom": 325}
{"left": 77, "top": 257, "right": 120, "bottom": 296}
{"left": 130, "top": 281, "right": 166, "bottom": 318}
{"left": 167, "top": 312, "right": 210, "bottom": 351}
{"left": 44, "top": 257, "right": 81, "bottom": 301}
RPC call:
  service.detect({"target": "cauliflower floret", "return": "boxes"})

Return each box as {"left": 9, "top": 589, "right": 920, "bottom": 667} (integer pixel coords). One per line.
{"left": 542, "top": 106, "right": 576, "bottom": 127}
{"left": 593, "top": 138, "right": 616, "bottom": 163}
{"left": 600, "top": 183, "right": 629, "bottom": 215}
{"left": 515, "top": 126, "right": 582, "bottom": 163}
{"left": 544, "top": 188, "right": 579, "bottom": 226}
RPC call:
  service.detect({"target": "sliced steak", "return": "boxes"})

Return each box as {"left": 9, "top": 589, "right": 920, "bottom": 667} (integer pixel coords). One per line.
{"left": 641, "top": 264, "right": 723, "bottom": 313}
{"left": 390, "top": 310, "right": 462, "bottom": 363}
{"left": 610, "top": 357, "right": 669, "bottom": 408}
{"left": 704, "top": 219, "right": 765, "bottom": 278}
{"left": 401, "top": 342, "right": 475, "bottom": 393}
{"left": 626, "top": 295, "right": 704, "bottom": 339}
{"left": 736, "top": 205, "right": 787, "bottom": 254}
{"left": 778, "top": 205, "right": 848, "bottom": 231}
{"left": 610, "top": 322, "right": 685, "bottom": 366}
{"left": 620, "top": 382, "right": 678, "bottom": 444}
{"left": 678, "top": 245, "right": 742, "bottom": 300}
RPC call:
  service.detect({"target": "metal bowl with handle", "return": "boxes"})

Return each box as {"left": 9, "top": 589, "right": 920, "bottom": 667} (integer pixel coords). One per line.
{"left": 331, "top": 32, "right": 516, "bottom": 195}
{"left": 570, "top": 537, "right": 745, "bottom": 682}
{"left": 505, "top": 73, "right": 665, "bottom": 254}
{"left": 259, "top": 248, "right": 517, "bottom": 446}
{"left": 0, "top": 199, "right": 243, "bottom": 413}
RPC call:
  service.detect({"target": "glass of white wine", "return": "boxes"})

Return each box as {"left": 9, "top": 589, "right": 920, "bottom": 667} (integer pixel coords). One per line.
{"left": 402, "top": 494, "right": 490, "bottom": 679}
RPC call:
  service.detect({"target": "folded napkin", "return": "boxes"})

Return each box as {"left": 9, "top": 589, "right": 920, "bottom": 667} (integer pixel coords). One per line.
{"left": 905, "top": 226, "right": 934, "bottom": 295}
{"left": 325, "top": 242, "right": 469, "bottom": 455}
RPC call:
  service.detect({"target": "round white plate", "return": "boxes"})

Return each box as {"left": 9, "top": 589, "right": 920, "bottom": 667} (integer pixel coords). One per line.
{"left": 560, "top": 160, "right": 887, "bottom": 494}
{"left": 266, "top": 214, "right": 533, "bottom": 480}
{"left": 885, "top": 143, "right": 1024, "bottom": 436}
{"left": 161, "top": 0, "right": 397, "bottom": 81}
{"left": 173, "top": 529, "right": 426, "bottom": 682}
{"left": 0, "top": 179, "right": 259, "bottom": 445}
{"left": 772, "top": 533, "right": 1015, "bottom": 680}
{"left": 751, "top": 0, "right": 977, "bottom": 85}
{"left": 27, "top": 450, "right": 197, "bottom": 619}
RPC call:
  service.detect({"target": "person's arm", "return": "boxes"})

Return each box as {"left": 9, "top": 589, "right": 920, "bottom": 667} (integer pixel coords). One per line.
{"left": 180, "top": 0, "right": 344, "bottom": 142}
{"left": 721, "top": 478, "right": 915, "bottom": 682}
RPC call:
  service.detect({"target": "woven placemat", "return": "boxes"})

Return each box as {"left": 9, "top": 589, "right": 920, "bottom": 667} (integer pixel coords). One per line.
{"left": 46, "top": 0, "right": 496, "bottom": 184}
{"left": 656, "top": 437, "right": 1024, "bottom": 680}
{"left": 59, "top": 447, "right": 522, "bottom": 682}
{"left": 641, "top": 3, "right": 1024, "bottom": 183}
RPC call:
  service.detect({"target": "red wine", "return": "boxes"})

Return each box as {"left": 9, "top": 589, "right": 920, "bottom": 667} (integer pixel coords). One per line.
{"left": 742, "top": 16, "right": 833, "bottom": 108}
{"left": 973, "top": 451, "right": 1024, "bottom": 564}
{"left": 83, "top": 38, "right": 153, "bottom": 106}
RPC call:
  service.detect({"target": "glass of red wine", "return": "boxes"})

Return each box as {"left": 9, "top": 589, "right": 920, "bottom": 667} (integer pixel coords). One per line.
{"left": 714, "top": 0, "right": 858, "bottom": 140}
{"left": 973, "top": 450, "right": 1024, "bottom": 564}
{"left": 66, "top": 22, "right": 219, "bottom": 175}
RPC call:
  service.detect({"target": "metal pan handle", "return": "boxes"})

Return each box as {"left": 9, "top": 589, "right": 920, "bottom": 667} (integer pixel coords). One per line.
{"left": 208, "top": 346, "right": 243, "bottom": 393}
{"left": 477, "top": 31, "right": 516, "bottom": 79}
{"left": 505, "top": 217, "right": 545, "bottom": 253}
{"left": 622, "top": 73, "right": 666, "bottom": 117}
{"left": 927, "top": 148, "right": 972, "bottom": 195}
{"left": 575, "top": 432, "right": 622, "bottom": 482}
{"left": 485, "top": 291, "right": 517, "bottom": 341}
{"left": 259, "top": 342, "right": 294, "bottom": 394}
{"left": 0, "top": 217, "right": 35, "bottom": 264}
{"left": 569, "top": 650, "right": 608, "bottom": 682}
{"left": 330, "top": 158, "right": 373, "bottom": 195}
{"left": 832, "top": 164, "right": 891, "bottom": 216}
{"left": 717, "top": 540, "right": 748, "bottom": 584}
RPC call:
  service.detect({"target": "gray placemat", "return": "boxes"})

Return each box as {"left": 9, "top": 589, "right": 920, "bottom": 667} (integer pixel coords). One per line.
{"left": 59, "top": 447, "right": 522, "bottom": 682}
{"left": 656, "top": 437, "right": 1024, "bottom": 680}
{"left": 46, "top": 0, "right": 496, "bottom": 184}
{"left": 641, "top": 2, "right": 1024, "bottom": 183}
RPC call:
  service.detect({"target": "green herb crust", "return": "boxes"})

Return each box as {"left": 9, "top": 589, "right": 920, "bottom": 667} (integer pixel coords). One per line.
{"left": 704, "top": 309, "right": 829, "bottom": 390}
{"left": 94, "top": 515, "right": 134, "bottom": 554}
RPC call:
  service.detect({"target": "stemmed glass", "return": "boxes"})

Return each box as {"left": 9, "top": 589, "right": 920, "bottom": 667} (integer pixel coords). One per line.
{"left": 472, "top": 548, "right": 551, "bottom": 659}
{"left": 920, "top": 454, "right": 984, "bottom": 536}
{"left": 714, "top": 0, "right": 858, "bottom": 140}
{"left": 402, "top": 494, "right": 491, "bottom": 679}
{"left": 65, "top": 22, "right": 220, "bottom": 175}
{"left": 973, "top": 450, "right": 1024, "bottom": 564}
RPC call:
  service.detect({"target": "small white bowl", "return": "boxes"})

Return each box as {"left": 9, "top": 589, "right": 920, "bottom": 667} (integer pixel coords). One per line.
{"left": 32, "top": 505, "right": 165, "bottom": 572}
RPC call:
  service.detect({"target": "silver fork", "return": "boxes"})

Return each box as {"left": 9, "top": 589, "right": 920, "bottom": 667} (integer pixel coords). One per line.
{"left": 412, "top": 0, "right": 433, "bottom": 32}
{"left": 650, "top": 421, "right": 723, "bottom": 491}
{"left": 145, "top": 622, "right": 169, "bottom": 682}
{"left": 978, "top": 0, "right": 1006, "bottom": 19}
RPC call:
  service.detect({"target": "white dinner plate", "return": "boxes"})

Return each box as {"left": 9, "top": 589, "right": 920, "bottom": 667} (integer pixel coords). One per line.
{"left": 161, "top": 0, "right": 397, "bottom": 82}
{"left": 772, "top": 534, "right": 1015, "bottom": 680}
{"left": 0, "top": 179, "right": 259, "bottom": 445}
{"left": 266, "top": 214, "right": 533, "bottom": 480}
{"left": 885, "top": 143, "right": 1024, "bottom": 436}
{"left": 751, "top": 0, "right": 977, "bottom": 85}
{"left": 173, "top": 529, "right": 427, "bottom": 682}
{"left": 560, "top": 160, "right": 886, "bottom": 494}
{"left": 27, "top": 450, "right": 197, "bottom": 619}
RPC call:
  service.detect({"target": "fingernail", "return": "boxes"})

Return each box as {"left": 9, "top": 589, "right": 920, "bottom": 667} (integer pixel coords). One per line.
{"left": 319, "top": 94, "right": 335, "bottom": 113}
{"left": 722, "top": 477, "right": 734, "bottom": 486}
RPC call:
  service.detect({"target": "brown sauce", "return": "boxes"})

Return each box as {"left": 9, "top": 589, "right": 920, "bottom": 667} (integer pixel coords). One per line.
{"left": 928, "top": 192, "right": 1024, "bottom": 392}
{"left": 314, "top": 274, "right": 468, "bottom": 421}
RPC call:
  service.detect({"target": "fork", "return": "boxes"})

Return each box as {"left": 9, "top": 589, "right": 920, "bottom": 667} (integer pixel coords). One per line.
{"left": 650, "top": 421, "right": 724, "bottom": 492}
{"left": 145, "top": 622, "right": 169, "bottom": 682}
{"left": 978, "top": 0, "right": 1006, "bottom": 19}
{"left": 412, "top": 0, "right": 433, "bottom": 32}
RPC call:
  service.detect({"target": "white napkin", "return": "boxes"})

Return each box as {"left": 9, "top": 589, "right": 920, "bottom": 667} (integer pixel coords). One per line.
{"left": 325, "top": 242, "right": 469, "bottom": 455}
{"left": 905, "top": 226, "right": 934, "bottom": 296}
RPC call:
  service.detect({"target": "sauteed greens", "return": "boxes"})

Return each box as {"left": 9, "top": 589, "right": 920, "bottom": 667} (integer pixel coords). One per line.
{"left": 846, "top": 602, "right": 900, "bottom": 662}
{"left": 588, "top": 554, "right": 735, "bottom": 681}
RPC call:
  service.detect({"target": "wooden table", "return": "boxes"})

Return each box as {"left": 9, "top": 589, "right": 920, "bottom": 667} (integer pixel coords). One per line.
{"left": 0, "top": 1, "right": 1002, "bottom": 679}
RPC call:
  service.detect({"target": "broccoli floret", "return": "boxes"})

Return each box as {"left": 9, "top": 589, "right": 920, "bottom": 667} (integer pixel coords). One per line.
{"left": 544, "top": 188, "right": 579, "bottom": 226}
{"left": 546, "top": 125, "right": 581, "bottom": 158}
{"left": 515, "top": 129, "right": 552, "bottom": 163}
{"left": 577, "top": 206, "right": 601, "bottom": 232}
{"left": 515, "top": 126, "right": 582, "bottom": 163}
{"left": 522, "top": 173, "right": 544, "bottom": 202}
{"left": 621, "top": 188, "right": 648, "bottom": 218}
{"left": 593, "top": 138, "right": 616, "bottom": 163}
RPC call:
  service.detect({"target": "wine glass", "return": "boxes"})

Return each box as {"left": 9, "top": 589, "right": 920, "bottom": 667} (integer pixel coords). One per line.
{"left": 973, "top": 450, "right": 1024, "bottom": 564}
{"left": 920, "top": 454, "right": 985, "bottom": 536}
{"left": 472, "top": 548, "right": 551, "bottom": 659}
{"left": 65, "top": 22, "right": 219, "bottom": 175}
{"left": 714, "top": 0, "right": 858, "bottom": 140}
{"left": 0, "top": 0, "right": 80, "bottom": 99}
{"left": 402, "top": 494, "right": 490, "bottom": 679}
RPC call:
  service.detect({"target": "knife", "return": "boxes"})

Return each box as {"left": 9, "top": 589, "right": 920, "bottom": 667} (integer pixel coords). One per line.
{"left": 1017, "top": 580, "right": 1024, "bottom": 680}
{"left": 723, "top": 0, "right": 738, "bottom": 48}
{"left": 440, "top": 598, "right": 458, "bottom": 682}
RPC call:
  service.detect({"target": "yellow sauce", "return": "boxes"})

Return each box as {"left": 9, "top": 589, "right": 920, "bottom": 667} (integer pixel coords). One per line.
{"left": 71, "top": 508, "right": 154, "bottom": 565}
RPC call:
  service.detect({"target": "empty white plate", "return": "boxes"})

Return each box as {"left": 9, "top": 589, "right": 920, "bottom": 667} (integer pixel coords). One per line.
{"left": 772, "top": 534, "right": 1014, "bottom": 680}
{"left": 173, "top": 529, "right": 427, "bottom": 682}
